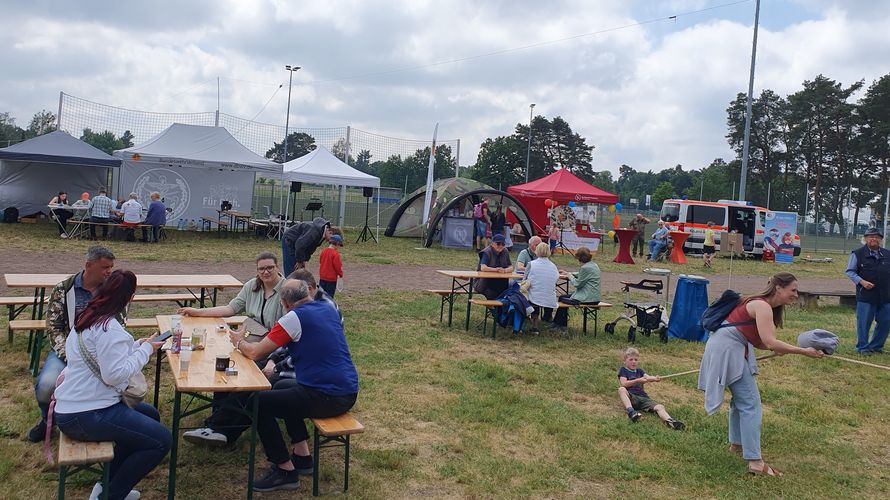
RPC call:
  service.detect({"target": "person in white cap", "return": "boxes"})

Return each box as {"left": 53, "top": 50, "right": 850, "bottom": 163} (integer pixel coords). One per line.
{"left": 845, "top": 227, "right": 890, "bottom": 354}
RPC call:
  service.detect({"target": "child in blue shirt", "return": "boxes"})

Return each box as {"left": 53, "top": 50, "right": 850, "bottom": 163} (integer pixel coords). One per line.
{"left": 618, "top": 347, "right": 685, "bottom": 430}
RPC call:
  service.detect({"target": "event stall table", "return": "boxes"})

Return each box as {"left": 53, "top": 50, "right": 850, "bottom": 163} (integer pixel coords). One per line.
{"left": 612, "top": 228, "right": 639, "bottom": 264}
{"left": 157, "top": 315, "right": 270, "bottom": 500}
{"left": 669, "top": 231, "right": 691, "bottom": 264}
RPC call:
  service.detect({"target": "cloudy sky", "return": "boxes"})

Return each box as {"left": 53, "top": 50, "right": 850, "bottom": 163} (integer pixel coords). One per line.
{"left": 1, "top": 0, "right": 888, "bottom": 176}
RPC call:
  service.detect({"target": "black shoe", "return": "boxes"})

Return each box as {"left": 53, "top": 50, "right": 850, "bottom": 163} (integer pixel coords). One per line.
{"left": 628, "top": 411, "right": 642, "bottom": 423}
{"left": 529, "top": 327, "right": 540, "bottom": 336}
{"left": 665, "top": 418, "right": 686, "bottom": 430}
{"left": 291, "top": 453, "right": 314, "bottom": 475}
{"left": 253, "top": 466, "right": 300, "bottom": 492}
{"left": 26, "top": 419, "right": 47, "bottom": 443}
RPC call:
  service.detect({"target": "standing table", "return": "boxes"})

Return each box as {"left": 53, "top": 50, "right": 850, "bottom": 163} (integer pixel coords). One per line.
{"left": 157, "top": 315, "right": 271, "bottom": 500}
{"left": 612, "top": 228, "right": 639, "bottom": 264}
{"left": 669, "top": 231, "right": 691, "bottom": 264}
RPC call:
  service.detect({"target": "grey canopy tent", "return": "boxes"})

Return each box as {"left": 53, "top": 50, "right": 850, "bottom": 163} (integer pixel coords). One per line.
{"left": 0, "top": 131, "right": 120, "bottom": 216}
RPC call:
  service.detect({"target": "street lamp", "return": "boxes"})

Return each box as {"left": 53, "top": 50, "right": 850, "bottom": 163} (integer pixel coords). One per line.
{"left": 282, "top": 65, "right": 301, "bottom": 163}
{"left": 525, "top": 103, "right": 535, "bottom": 183}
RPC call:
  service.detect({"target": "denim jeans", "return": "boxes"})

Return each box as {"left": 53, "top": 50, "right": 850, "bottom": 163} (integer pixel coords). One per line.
{"left": 35, "top": 350, "right": 66, "bottom": 419}
{"left": 648, "top": 239, "right": 665, "bottom": 260}
{"left": 257, "top": 383, "right": 356, "bottom": 464}
{"left": 281, "top": 238, "right": 296, "bottom": 277}
{"left": 55, "top": 402, "right": 171, "bottom": 500}
{"left": 855, "top": 301, "right": 890, "bottom": 352}
{"left": 727, "top": 364, "right": 762, "bottom": 460}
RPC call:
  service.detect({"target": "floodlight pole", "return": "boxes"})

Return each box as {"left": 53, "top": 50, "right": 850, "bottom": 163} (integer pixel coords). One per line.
{"left": 738, "top": 0, "right": 760, "bottom": 201}
{"left": 525, "top": 103, "right": 535, "bottom": 183}
{"left": 283, "top": 65, "right": 301, "bottom": 164}
{"left": 280, "top": 65, "right": 300, "bottom": 238}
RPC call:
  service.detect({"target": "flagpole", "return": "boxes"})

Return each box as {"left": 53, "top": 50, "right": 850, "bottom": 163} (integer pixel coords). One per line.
{"left": 420, "top": 123, "right": 439, "bottom": 245}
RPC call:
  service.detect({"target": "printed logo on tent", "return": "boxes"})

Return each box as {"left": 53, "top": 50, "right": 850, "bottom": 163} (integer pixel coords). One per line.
{"left": 133, "top": 168, "right": 190, "bottom": 221}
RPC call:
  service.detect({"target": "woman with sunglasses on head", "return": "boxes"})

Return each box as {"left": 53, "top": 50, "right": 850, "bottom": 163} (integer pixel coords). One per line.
{"left": 53, "top": 270, "right": 170, "bottom": 500}
{"left": 177, "top": 251, "right": 286, "bottom": 446}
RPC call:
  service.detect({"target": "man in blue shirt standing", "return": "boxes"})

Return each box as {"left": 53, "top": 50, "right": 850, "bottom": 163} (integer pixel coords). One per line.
{"left": 846, "top": 227, "right": 890, "bottom": 354}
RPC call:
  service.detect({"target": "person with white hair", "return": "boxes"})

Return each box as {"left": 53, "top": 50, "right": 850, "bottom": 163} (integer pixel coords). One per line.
{"left": 515, "top": 236, "right": 542, "bottom": 272}
{"left": 118, "top": 192, "right": 143, "bottom": 242}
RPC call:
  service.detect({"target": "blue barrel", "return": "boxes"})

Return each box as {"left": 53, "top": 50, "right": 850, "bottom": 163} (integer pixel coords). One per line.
{"left": 668, "top": 275, "right": 710, "bottom": 342}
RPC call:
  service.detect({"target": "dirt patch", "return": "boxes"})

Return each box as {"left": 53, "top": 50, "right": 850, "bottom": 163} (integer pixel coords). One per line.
{"left": 0, "top": 248, "right": 852, "bottom": 297}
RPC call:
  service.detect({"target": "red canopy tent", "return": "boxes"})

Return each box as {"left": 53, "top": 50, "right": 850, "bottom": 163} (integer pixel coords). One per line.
{"left": 507, "top": 168, "right": 618, "bottom": 234}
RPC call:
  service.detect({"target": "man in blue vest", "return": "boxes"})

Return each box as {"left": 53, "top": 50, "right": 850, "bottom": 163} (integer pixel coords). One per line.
{"left": 846, "top": 227, "right": 890, "bottom": 354}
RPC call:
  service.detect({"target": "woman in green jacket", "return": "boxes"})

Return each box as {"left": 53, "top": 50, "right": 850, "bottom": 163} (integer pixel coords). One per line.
{"left": 552, "top": 246, "right": 601, "bottom": 328}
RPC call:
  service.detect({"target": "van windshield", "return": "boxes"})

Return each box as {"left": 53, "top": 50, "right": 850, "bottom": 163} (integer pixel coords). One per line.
{"left": 661, "top": 203, "right": 680, "bottom": 222}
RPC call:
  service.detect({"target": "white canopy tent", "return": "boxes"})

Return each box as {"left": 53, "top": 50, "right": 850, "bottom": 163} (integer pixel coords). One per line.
{"left": 282, "top": 146, "right": 381, "bottom": 239}
{"left": 113, "top": 124, "right": 281, "bottom": 224}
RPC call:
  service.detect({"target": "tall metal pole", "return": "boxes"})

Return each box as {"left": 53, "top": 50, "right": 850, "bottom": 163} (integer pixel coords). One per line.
{"left": 738, "top": 0, "right": 761, "bottom": 201}
{"left": 283, "top": 66, "right": 300, "bottom": 163}
{"left": 525, "top": 103, "right": 535, "bottom": 183}
{"left": 803, "top": 182, "right": 809, "bottom": 241}
{"left": 280, "top": 65, "right": 300, "bottom": 235}
{"left": 455, "top": 139, "right": 461, "bottom": 178}
{"left": 766, "top": 181, "right": 771, "bottom": 209}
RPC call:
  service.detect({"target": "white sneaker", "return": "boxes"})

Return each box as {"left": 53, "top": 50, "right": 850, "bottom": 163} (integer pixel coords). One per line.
{"left": 89, "top": 483, "right": 140, "bottom": 500}
{"left": 60, "top": 233, "right": 68, "bottom": 239}
{"left": 182, "top": 427, "right": 228, "bottom": 446}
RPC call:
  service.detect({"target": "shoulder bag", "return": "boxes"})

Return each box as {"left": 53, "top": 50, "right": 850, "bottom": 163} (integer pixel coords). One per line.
{"left": 76, "top": 330, "right": 147, "bottom": 408}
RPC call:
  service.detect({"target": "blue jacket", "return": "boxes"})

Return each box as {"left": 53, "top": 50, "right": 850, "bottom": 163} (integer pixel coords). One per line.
{"left": 496, "top": 282, "right": 531, "bottom": 332}
{"left": 144, "top": 200, "right": 167, "bottom": 226}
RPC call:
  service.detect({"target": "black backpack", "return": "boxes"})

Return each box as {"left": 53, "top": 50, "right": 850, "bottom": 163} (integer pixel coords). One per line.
{"left": 3, "top": 207, "right": 18, "bottom": 223}
{"left": 700, "top": 289, "right": 754, "bottom": 332}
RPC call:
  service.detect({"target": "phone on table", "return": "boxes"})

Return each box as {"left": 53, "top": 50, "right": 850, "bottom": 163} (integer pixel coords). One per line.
{"left": 155, "top": 330, "right": 173, "bottom": 342}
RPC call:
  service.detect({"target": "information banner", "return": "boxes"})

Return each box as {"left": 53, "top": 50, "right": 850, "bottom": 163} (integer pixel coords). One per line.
{"left": 764, "top": 211, "right": 797, "bottom": 263}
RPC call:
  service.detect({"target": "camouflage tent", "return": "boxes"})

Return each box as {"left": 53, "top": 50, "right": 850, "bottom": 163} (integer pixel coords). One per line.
{"left": 385, "top": 177, "right": 534, "bottom": 248}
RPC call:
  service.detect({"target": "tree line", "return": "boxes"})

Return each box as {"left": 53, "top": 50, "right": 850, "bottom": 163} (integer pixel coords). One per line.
{"left": 5, "top": 71, "right": 888, "bottom": 228}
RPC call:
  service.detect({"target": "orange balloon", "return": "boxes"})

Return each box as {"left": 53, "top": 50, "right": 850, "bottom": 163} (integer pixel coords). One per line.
{"left": 613, "top": 214, "right": 620, "bottom": 228}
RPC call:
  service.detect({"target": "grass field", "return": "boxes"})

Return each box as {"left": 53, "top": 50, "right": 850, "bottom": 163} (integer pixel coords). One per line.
{"left": 0, "top": 223, "right": 888, "bottom": 499}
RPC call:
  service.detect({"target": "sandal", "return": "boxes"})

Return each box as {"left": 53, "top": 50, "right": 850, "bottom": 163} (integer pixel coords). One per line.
{"left": 748, "top": 463, "right": 783, "bottom": 477}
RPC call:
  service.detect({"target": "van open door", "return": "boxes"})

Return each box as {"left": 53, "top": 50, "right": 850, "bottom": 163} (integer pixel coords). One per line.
{"left": 728, "top": 207, "right": 756, "bottom": 252}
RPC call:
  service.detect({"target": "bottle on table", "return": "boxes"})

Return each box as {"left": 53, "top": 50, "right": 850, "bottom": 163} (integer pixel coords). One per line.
{"left": 179, "top": 338, "right": 192, "bottom": 372}
{"left": 171, "top": 314, "right": 183, "bottom": 353}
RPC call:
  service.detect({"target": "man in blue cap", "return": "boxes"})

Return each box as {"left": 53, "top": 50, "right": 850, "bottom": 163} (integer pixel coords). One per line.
{"left": 846, "top": 227, "right": 890, "bottom": 354}
{"left": 475, "top": 233, "right": 512, "bottom": 299}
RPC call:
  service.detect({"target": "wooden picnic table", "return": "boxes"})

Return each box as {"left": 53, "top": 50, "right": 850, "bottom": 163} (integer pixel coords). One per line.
{"left": 157, "top": 315, "right": 270, "bottom": 500}
{"left": 436, "top": 270, "right": 569, "bottom": 331}
{"left": 4, "top": 273, "right": 243, "bottom": 317}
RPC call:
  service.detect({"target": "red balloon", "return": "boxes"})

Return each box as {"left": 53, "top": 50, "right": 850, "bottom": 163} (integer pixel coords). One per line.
{"left": 551, "top": 199, "right": 559, "bottom": 207}
{"left": 544, "top": 199, "right": 553, "bottom": 208}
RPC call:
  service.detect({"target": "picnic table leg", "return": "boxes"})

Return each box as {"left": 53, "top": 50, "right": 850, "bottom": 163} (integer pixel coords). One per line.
{"left": 448, "top": 278, "right": 458, "bottom": 327}
{"left": 167, "top": 391, "right": 182, "bottom": 500}
{"left": 153, "top": 350, "right": 164, "bottom": 409}
{"left": 582, "top": 307, "right": 588, "bottom": 335}
{"left": 465, "top": 278, "right": 474, "bottom": 331}
{"left": 212, "top": 288, "right": 218, "bottom": 307}
{"left": 199, "top": 288, "right": 206, "bottom": 308}
{"left": 490, "top": 307, "right": 498, "bottom": 339}
{"left": 246, "top": 394, "right": 259, "bottom": 500}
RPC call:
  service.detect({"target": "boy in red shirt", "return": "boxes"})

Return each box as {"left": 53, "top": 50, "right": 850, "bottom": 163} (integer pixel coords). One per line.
{"left": 318, "top": 233, "right": 343, "bottom": 297}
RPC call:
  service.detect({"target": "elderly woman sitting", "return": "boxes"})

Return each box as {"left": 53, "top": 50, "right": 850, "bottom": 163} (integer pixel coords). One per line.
{"left": 553, "top": 246, "right": 600, "bottom": 330}
{"left": 523, "top": 242, "right": 559, "bottom": 335}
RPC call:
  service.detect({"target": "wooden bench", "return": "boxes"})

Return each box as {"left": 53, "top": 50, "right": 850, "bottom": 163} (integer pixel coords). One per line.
{"left": 426, "top": 289, "right": 470, "bottom": 326}
{"left": 469, "top": 299, "right": 505, "bottom": 339}
{"left": 3, "top": 293, "right": 193, "bottom": 343}
{"left": 310, "top": 412, "right": 364, "bottom": 496}
{"left": 200, "top": 217, "right": 229, "bottom": 235}
{"left": 131, "top": 293, "right": 196, "bottom": 307}
{"left": 57, "top": 432, "right": 114, "bottom": 500}
{"left": 557, "top": 301, "right": 613, "bottom": 336}
{"left": 0, "top": 296, "right": 44, "bottom": 343}
{"left": 797, "top": 291, "right": 856, "bottom": 310}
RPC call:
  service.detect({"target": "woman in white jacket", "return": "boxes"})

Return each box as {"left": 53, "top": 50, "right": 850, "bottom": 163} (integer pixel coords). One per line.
{"left": 523, "top": 242, "right": 559, "bottom": 335}
{"left": 53, "top": 270, "right": 170, "bottom": 500}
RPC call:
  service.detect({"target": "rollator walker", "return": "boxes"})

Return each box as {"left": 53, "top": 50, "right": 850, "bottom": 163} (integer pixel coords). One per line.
{"left": 604, "top": 268, "right": 672, "bottom": 343}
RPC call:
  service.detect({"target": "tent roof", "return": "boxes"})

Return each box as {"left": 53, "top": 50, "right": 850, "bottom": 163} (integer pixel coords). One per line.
{"left": 507, "top": 168, "right": 618, "bottom": 204}
{"left": 114, "top": 123, "right": 280, "bottom": 174}
{"left": 0, "top": 130, "right": 121, "bottom": 167}
{"left": 283, "top": 146, "right": 379, "bottom": 188}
